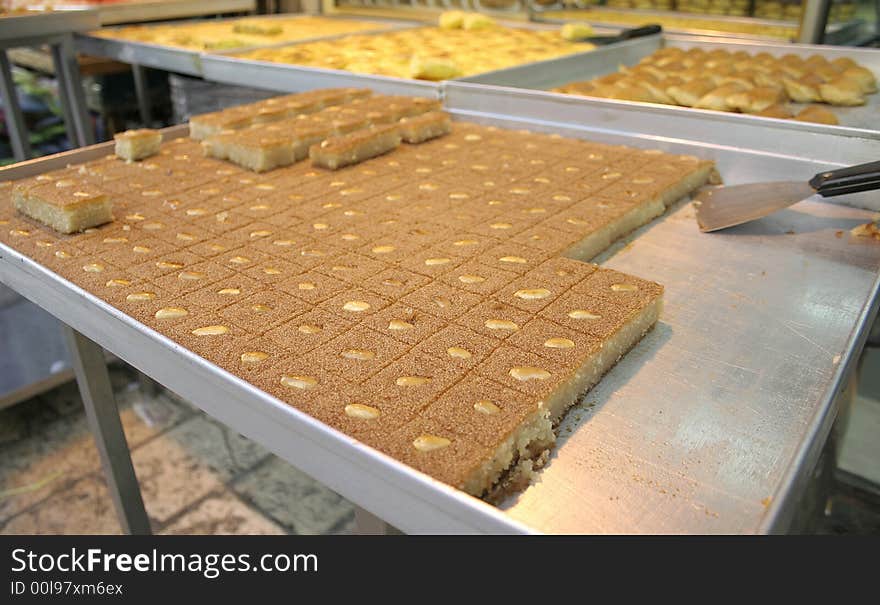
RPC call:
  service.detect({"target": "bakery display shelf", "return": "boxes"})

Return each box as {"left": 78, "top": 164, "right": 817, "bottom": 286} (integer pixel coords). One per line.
{"left": 0, "top": 8, "right": 99, "bottom": 42}
{"left": 198, "top": 18, "right": 621, "bottom": 97}
{"left": 74, "top": 14, "right": 421, "bottom": 78}
{"left": 199, "top": 53, "right": 442, "bottom": 98}
{"left": 3, "top": 87, "right": 879, "bottom": 533}
{"left": 36, "top": 1, "right": 256, "bottom": 26}
{"left": 458, "top": 33, "right": 880, "bottom": 140}
{"left": 531, "top": 7, "right": 865, "bottom": 45}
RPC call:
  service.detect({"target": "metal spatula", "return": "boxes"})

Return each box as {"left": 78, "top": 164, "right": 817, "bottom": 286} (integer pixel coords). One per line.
{"left": 694, "top": 160, "right": 880, "bottom": 232}
{"left": 577, "top": 24, "right": 662, "bottom": 45}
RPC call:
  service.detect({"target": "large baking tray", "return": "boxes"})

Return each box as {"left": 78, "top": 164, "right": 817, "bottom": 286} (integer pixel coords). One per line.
{"left": 199, "top": 18, "right": 621, "bottom": 98}
{"left": 74, "top": 14, "right": 419, "bottom": 77}
{"left": 0, "top": 8, "right": 99, "bottom": 45}
{"left": 2, "top": 91, "right": 880, "bottom": 533}
{"left": 532, "top": 7, "right": 865, "bottom": 44}
{"left": 52, "top": 0, "right": 256, "bottom": 26}
{"left": 459, "top": 33, "right": 880, "bottom": 140}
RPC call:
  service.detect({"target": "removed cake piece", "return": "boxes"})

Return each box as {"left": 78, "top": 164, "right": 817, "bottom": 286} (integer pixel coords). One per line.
{"left": 310, "top": 124, "right": 401, "bottom": 170}
{"left": 399, "top": 111, "right": 452, "bottom": 143}
{"left": 114, "top": 128, "right": 162, "bottom": 161}
{"left": 12, "top": 175, "right": 112, "bottom": 234}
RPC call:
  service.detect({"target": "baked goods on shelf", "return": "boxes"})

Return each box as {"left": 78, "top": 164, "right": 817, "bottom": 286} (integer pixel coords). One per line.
{"left": 11, "top": 172, "right": 113, "bottom": 234}
{"left": 114, "top": 129, "right": 162, "bottom": 162}
{"left": 90, "top": 16, "right": 388, "bottom": 52}
{"left": 1, "top": 89, "right": 716, "bottom": 498}
{"left": 235, "top": 22, "right": 596, "bottom": 81}
{"left": 539, "top": 9, "right": 797, "bottom": 40}
{"left": 553, "top": 46, "right": 877, "bottom": 124}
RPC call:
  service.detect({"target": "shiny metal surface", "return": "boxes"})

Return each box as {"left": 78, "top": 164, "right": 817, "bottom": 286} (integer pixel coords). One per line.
{"left": 197, "top": 18, "right": 618, "bottom": 98}
{"left": 0, "top": 9, "right": 99, "bottom": 42}
{"left": 532, "top": 7, "right": 864, "bottom": 44}
{"left": 460, "top": 34, "right": 880, "bottom": 140}
{"left": 502, "top": 197, "right": 880, "bottom": 533}
{"left": 75, "top": 15, "right": 418, "bottom": 78}
{"left": 70, "top": 0, "right": 255, "bottom": 26}
{"left": 200, "top": 54, "right": 442, "bottom": 98}
{"left": 694, "top": 181, "right": 817, "bottom": 232}
{"left": 2, "top": 99, "right": 879, "bottom": 533}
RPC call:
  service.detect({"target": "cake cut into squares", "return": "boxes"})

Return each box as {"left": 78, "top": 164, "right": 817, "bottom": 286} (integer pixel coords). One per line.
{"left": 114, "top": 129, "right": 163, "bottom": 161}
{"left": 12, "top": 176, "right": 113, "bottom": 234}
{"left": 310, "top": 124, "right": 402, "bottom": 170}
{"left": 189, "top": 107, "right": 254, "bottom": 141}
{"left": 399, "top": 111, "right": 453, "bottom": 144}
{"left": 1, "top": 87, "right": 723, "bottom": 500}
{"left": 189, "top": 88, "right": 372, "bottom": 140}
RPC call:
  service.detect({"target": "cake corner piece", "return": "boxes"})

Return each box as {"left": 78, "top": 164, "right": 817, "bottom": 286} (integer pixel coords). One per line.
{"left": 309, "top": 123, "right": 402, "bottom": 170}
{"left": 114, "top": 128, "right": 162, "bottom": 162}
{"left": 12, "top": 177, "right": 113, "bottom": 234}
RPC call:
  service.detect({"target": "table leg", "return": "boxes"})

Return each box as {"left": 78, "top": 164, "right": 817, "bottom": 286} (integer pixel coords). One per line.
{"left": 353, "top": 506, "right": 402, "bottom": 535}
{"left": 51, "top": 35, "right": 94, "bottom": 147}
{"left": 64, "top": 326, "right": 152, "bottom": 535}
{"left": 131, "top": 64, "right": 153, "bottom": 127}
{"left": 0, "top": 50, "right": 32, "bottom": 161}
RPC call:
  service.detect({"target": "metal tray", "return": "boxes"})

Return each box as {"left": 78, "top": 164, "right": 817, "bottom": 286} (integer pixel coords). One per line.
{"left": 74, "top": 14, "right": 419, "bottom": 78}
{"left": 198, "top": 18, "right": 620, "bottom": 97}
{"left": 0, "top": 8, "right": 99, "bottom": 44}
{"left": 459, "top": 33, "right": 880, "bottom": 140}
{"left": 53, "top": 0, "right": 256, "bottom": 26}
{"left": 200, "top": 54, "right": 443, "bottom": 97}
{"left": 2, "top": 92, "right": 880, "bottom": 533}
{"left": 532, "top": 7, "right": 865, "bottom": 44}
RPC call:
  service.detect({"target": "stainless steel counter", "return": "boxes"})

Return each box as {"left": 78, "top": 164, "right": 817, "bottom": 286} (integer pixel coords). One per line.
{"left": 2, "top": 89, "right": 879, "bottom": 533}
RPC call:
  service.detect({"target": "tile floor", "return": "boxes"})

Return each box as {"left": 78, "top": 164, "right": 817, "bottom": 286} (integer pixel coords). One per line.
{"left": 1, "top": 346, "right": 878, "bottom": 535}
{"left": 0, "top": 366, "right": 355, "bottom": 535}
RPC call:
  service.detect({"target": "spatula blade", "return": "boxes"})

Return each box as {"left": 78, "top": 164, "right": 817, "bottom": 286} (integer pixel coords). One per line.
{"left": 694, "top": 181, "right": 817, "bottom": 232}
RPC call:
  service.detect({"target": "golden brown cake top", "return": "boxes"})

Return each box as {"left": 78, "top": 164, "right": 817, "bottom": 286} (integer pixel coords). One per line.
{"left": 0, "top": 115, "right": 702, "bottom": 494}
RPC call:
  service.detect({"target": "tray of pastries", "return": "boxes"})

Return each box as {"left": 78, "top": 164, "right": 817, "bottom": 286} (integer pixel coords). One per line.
{"left": 0, "top": 87, "right": 716, "bottom": 499}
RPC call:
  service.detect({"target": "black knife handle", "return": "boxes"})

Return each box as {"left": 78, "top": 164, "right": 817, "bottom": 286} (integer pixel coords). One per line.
{"left": 619, "top": 24, "right": 662, "bottom": 40}
{"left": 809, "top": 160, "right": 880, "bottom": 197}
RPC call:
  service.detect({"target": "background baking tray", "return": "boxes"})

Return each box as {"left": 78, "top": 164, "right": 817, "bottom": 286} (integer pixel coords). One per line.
{"left": 0, "top": 8, "right": 99, "bottom": 43}
{"left": 200, "top": 53, "right": 443, "bottom": 97}
{"left": 532, "top": 7, "right": 866, "bottom": 45}
{"left": 199, "top": 18, "right": 621, "bottom": 97}
{"left": 52, "top": 0, "right": 256, "bottom": 26}
{"left": 2, "top": 90, "right": 879, "bottom": 533}
{"left": 458, "top": 33, "right": 880, "bottom": 140}
{"left": 74, "top": 14, "right": 420, "bottom": 77}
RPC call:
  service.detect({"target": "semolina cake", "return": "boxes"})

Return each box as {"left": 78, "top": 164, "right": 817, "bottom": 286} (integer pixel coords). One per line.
{"left": 399, "top": 111, "right": 453, "bottom": 144}
{"left": 0, "top": 89, "right": 717, "bottom": 498}
{"left": 114, "top": 128, "right": 162, "bottom": 161}
{"left": 12, "top": 172, "right": 113, "bottom": 234}
{"left": 310, "top": 124, "right": 402, "bottom": 170}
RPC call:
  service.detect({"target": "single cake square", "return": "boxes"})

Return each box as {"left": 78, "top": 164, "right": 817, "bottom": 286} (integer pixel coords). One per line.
{"left": 114, "top": 129, "right": 163, "bottom": 161}
{"left": 310, "top": 124, "right": 402, "bottom": 170}
{"left": 399, "top": 111, "right": 453, "bottom": 144}
{"left": 12, "top": 177, "right": 113, "bottom": 234}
